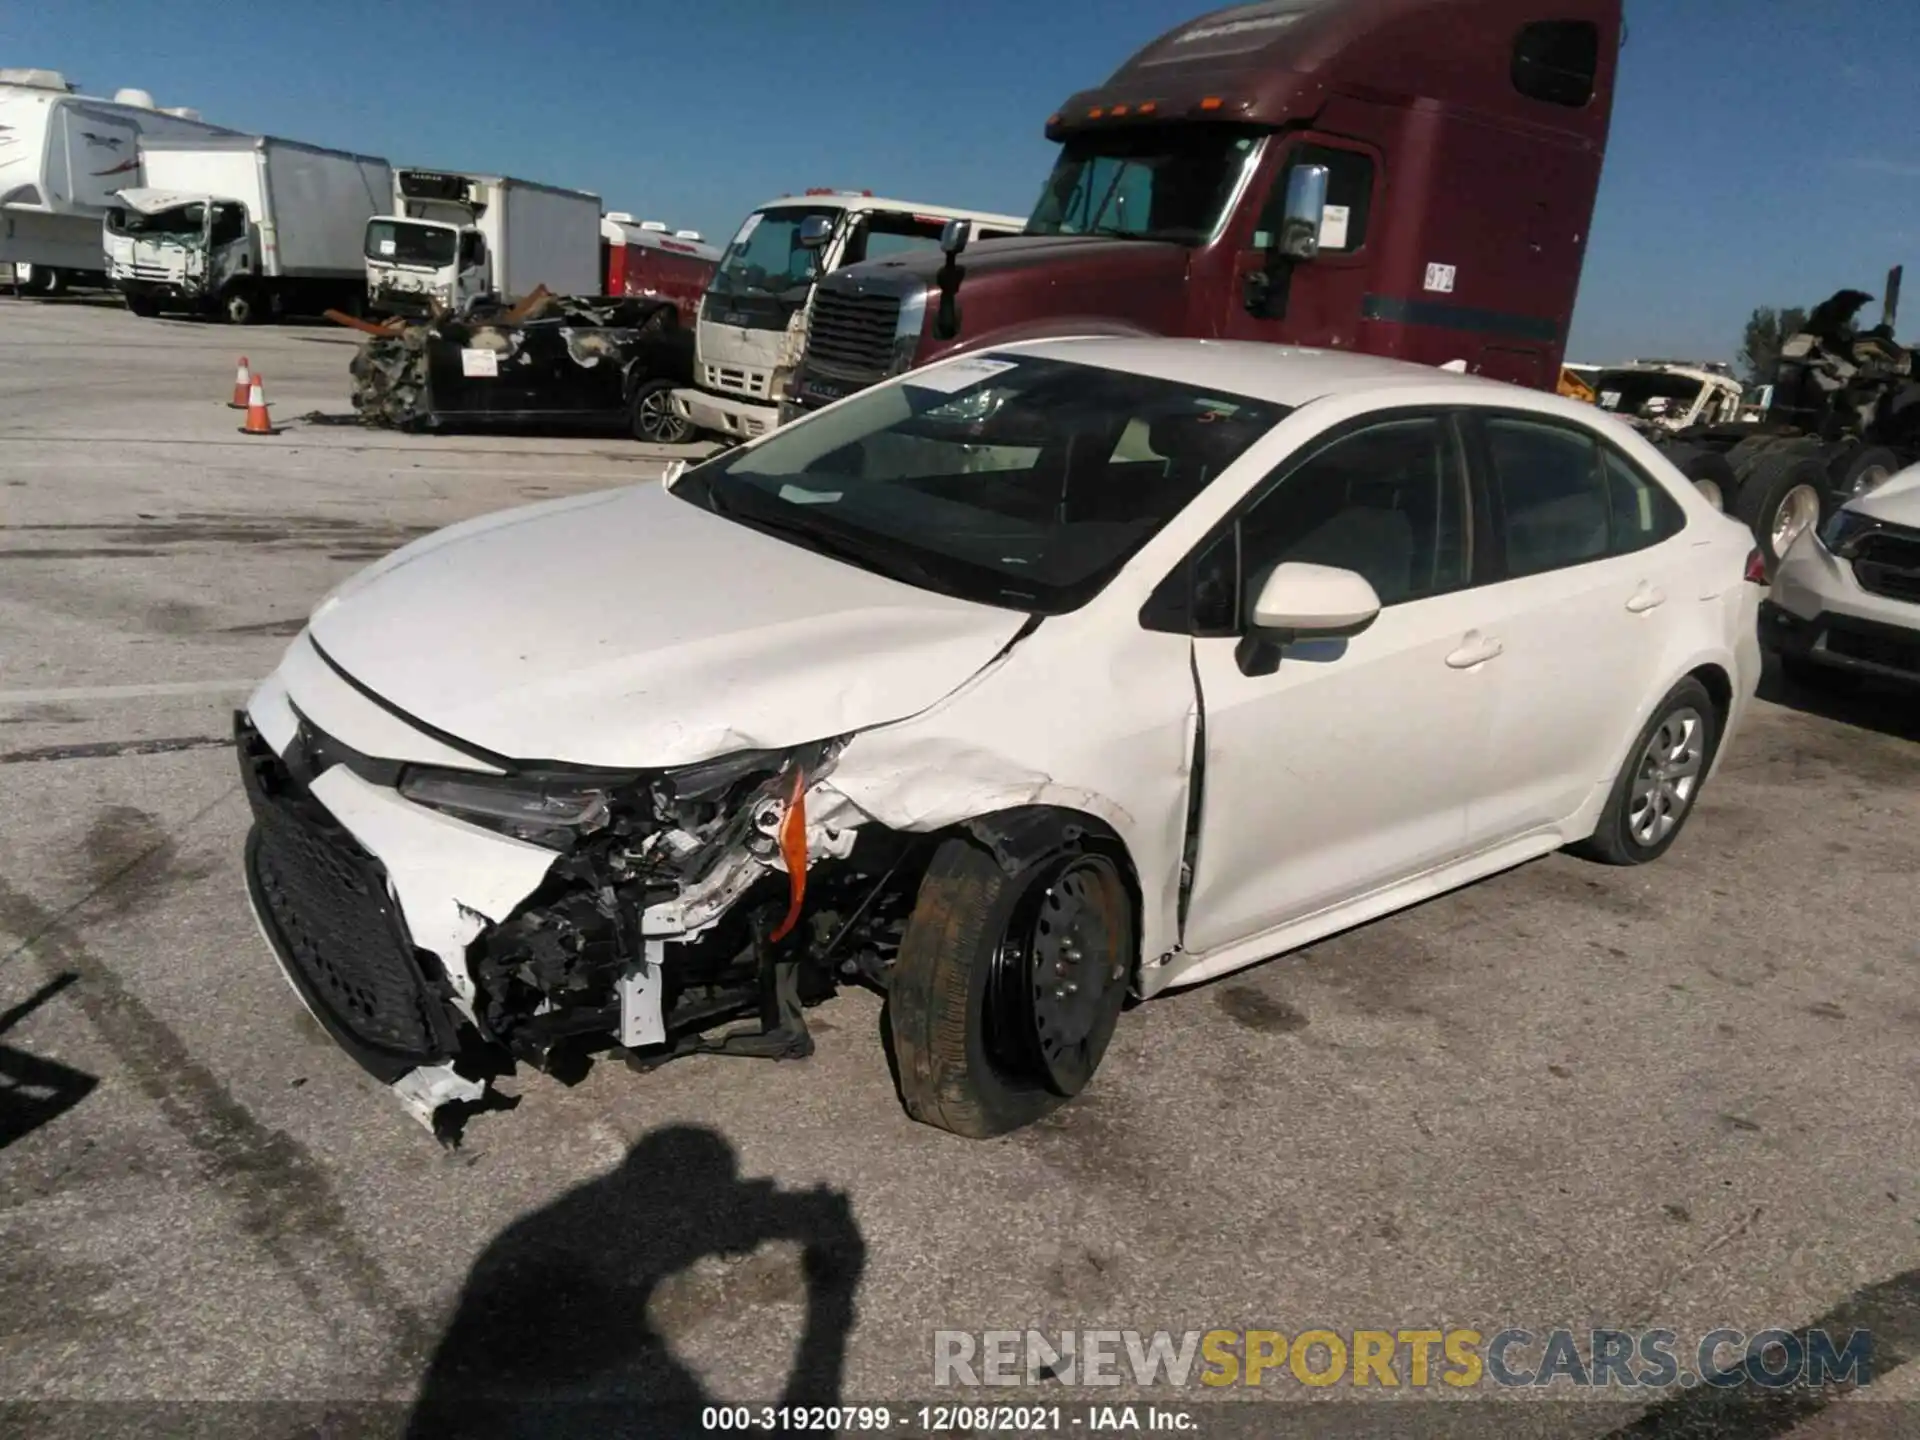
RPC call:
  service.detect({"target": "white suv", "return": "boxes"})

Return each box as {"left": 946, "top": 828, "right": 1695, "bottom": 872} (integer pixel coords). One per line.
{"left": 1764, "top": 465, "right": 1920, "bottom": 691}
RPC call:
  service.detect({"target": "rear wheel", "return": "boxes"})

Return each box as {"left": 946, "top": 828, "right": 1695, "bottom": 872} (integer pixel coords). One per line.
{"left": 222, "top": 286, "right": 259, "bottom": 326}
{"left": 887, "top": 828, "right": 1132, "bottom": 1138}
{"left": 630, "top": 378, "right": 693, "bottom": 444}
{"left": 1572, "top": 677, "right": 1718, "bottom": 866}
{"left": 1733, "top": 448, "right": 1827, "bottom": 565}
{"left": 122, "top": 292, "right": 160, "bottom": 318}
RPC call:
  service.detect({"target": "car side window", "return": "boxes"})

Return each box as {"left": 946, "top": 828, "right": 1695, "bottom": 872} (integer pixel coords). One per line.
{"left": 1486, "top": 417, "right": 1684, "bottom": 577}
{"left": 1234, "top": 417, "right": 1470, "bottom": 619}
{"left": 1600, "top": 445, "right": 1687, "bottom": 555}
{"left": 1484, "top": 417, "right": 1608, "bottom": 577}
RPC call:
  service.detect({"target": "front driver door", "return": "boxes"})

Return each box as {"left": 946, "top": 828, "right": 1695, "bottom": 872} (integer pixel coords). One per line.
{"left": 1182, "top": 413, "right": 1496, "bottom": 956}
{"left": 1221, "top": 137, "right": 1379, "bottom": 348}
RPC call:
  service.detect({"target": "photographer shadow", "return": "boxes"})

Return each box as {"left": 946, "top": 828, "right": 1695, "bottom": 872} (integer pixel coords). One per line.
{"left": 406, "top": 1124, "right": 865, "bottom": 1440}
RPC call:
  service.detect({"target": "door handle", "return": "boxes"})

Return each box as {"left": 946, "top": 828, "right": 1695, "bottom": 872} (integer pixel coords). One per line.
{"left": 1445, "top": 632, "right": 1504, "bottom": 669}
{"left": 1626, "top": 585, "right": 1667, "bottom": 614}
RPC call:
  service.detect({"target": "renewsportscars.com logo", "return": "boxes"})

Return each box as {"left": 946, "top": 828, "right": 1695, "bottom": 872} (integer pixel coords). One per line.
{"left": 933, "top": 1327, "right": 1874, "bottom": 1392}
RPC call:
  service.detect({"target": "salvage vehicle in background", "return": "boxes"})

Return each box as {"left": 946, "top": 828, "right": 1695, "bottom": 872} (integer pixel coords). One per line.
{"left": 104, "top": 134, "right": 391, "bottom": 323}
{"left": 344, "top": 292, "right": 695, "bottom": 442}
{"left": 1763, "top": 462, "right": 1920, "bottom": 694}
{"left": 0, "top": 66, "right": 230, "bottom": 294}
{"left": 671, "top": 191, "right": 1023, "bottom": 444}
{"left": 1638, "top": 276, "right": 1920, "bottom": 565}
{"left": 237, "top": 338, "right": 1762, "bottom": 1139}
{"left": 786, "top": 0, "right": 1622, "bottom": 416}
{"left": 1575, "top": 360, "right": 1746, "bottom": 511}
{"left": 364, "top": 168, "right": 601, "bottom": 317}
{"left": 600, "top": 213, "right": 719, "bottom": 323}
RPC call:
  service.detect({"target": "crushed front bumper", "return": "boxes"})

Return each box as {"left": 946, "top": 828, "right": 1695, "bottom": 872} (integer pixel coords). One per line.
{"left": 1761, "top": 601, "right": 1920, "bottom": 686}
{"left": 670, "top": 386, "right": 779, "bottom": 440}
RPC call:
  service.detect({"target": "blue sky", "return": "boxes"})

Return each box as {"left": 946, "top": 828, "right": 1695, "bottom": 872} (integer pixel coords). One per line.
{"left": 6, "top": 1, "right": 1917, "bottom": 362}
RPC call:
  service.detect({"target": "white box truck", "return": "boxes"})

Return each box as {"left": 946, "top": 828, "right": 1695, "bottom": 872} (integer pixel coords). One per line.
{"left": 364, "top": 169, "right": 600, "bottom": 317}
{"left": 670, "top": 191, "right": 1024, "bottom": 442}
{"left": 103, "top": 134, "right": 392, "bottom": 323}
{"left": 0, "top": 67, "right": 232, "bottom": 294}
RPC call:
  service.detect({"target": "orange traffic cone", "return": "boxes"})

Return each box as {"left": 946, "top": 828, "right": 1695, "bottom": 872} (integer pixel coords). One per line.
{"left": 237, "top": 374, "right": 278, "bottom": 436}
{"left": 227, "top": 356, "right": 252, "bottom": 409}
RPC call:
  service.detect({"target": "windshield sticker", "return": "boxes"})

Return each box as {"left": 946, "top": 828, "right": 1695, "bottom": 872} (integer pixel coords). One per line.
{"left": 376, "top": 238, "right": 396, "bottom": 255}
{"left": 905, "top": 356, "right": 1020, "bottom": 395}
{"left": 1318, "top": 204, "right": 1350, "bottom": 251}
{"left": 778, "top": 484, "right": 842, "bottom": 505}
{"left": 460, "top": 348, "right": 499, "bottom": 378}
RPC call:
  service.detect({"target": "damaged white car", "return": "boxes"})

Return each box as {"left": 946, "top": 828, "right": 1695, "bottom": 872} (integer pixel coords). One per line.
{"left": 239, "top": 339, "right": 1765, "bottom": 1139}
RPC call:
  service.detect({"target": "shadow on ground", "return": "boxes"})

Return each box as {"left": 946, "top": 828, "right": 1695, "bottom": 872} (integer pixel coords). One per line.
{"left": 1758, "top": 654, "right": 1920, "bottom": 744}
{"left": 406, "top": 1123, "right": 865, "bottom": 1439}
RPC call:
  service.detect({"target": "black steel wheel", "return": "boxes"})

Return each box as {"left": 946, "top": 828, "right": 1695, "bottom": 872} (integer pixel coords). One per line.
{"left": 888, "top": 826, "right": 1134, "bottom": 1138}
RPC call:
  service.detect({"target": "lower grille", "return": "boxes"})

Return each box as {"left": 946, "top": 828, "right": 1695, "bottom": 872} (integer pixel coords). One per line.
{"left": 1853, "top": 528, "right": 1920, "bottom": 604}
{"left": 805, "top": 287, "right": 903, "bottom": 381}
{"left": 1825, "top": 624, "right": 1920, "bottom": 675}
{"left": 238, "top": 720, "right": 450, "bottom": 1069}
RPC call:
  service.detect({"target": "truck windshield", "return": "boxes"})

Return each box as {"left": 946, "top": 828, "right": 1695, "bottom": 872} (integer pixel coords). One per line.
{"left": 1593, "top": 370, "right": 1706, "bottom": 421}
{"left": 107, "top": 204, "right": 205, "bottom": 238}
{"left": 672, "top": 354, "right": 1288, "bottom": 613}
{"left": 711, "top": 206, "right": 838, "bottom": 301}
{"left": 366, "top": 220, "right": 457, "bottom": 268}
{"left": 1027, "top": 126, "right": 1263, "bottom": 244}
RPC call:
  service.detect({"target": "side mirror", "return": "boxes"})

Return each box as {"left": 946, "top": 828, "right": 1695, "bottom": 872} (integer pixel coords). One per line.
{"left": 1276, "top": 163, "right": 1329, "bottom": 261}
{"left": 797, "top": 215, "right": 833, "bottom": 250}
{"left": 1248, "top": 562, "right": 1381, "bottom": 641}
{"left": 940, "top": 218, "right": 969, "bottom": 259}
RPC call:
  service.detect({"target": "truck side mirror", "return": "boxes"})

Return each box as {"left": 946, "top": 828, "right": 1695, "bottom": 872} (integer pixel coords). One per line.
{"left": 798, "top": 215, "right": 833, "bottom": 250}
{"left": 940, "top": 218, "right": 969, "bottom": 260}
{"left": 1276, "top": 164, "right": 1329, "bottom": 261}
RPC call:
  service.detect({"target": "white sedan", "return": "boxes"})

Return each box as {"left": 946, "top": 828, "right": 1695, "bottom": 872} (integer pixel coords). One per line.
{"left": 237, "top": 339, "right": 1765, "bottom": 1138}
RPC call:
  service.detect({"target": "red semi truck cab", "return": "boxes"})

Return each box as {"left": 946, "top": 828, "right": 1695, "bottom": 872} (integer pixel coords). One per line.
{"left": 786, "top": 0, "right": 1619, "bottom": 418}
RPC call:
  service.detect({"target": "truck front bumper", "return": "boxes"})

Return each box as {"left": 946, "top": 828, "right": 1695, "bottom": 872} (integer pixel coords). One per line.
{"left": 670, "top": 387, "right": 780, "bottom": 440}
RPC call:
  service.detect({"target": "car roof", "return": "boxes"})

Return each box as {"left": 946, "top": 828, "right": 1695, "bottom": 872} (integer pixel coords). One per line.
{"left": 974, "top": 336, "right": 1594, "bottom": 417}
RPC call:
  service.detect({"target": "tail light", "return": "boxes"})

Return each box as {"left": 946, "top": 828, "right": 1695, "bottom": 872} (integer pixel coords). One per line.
{"left": 1744, "top": 548, "right": 1768, "bottom": 585}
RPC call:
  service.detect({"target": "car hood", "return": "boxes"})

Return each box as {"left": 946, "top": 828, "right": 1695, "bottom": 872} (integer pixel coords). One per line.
{"left": 1849, "top": 463, "right": 1920, "bottom": 524}
{"left": 306, "top": 483, "right": 1032, "bottom": 769}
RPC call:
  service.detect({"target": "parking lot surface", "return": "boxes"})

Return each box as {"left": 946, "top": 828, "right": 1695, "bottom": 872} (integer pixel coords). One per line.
{"left": 2, "top": 299, "right": 1918, "bottom": 1438}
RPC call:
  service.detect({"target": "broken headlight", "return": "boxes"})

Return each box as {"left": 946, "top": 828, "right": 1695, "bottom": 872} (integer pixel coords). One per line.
{"left": 398, "top": 767, "right": 613, "bottom": 844}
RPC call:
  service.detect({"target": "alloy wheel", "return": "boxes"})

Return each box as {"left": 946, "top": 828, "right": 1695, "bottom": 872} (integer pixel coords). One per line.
{"left": 1628, "top": 706, "right": 1705, "bottom": 848}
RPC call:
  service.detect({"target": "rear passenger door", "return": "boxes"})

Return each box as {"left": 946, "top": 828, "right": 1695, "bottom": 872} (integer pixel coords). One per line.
{"left": 1460, "top": 412, "right": 1692, "bottom": 846}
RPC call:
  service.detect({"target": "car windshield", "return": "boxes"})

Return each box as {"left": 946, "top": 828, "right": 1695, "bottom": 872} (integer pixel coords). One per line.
{"left": 366, "top": 219, "right": 456, "bottom": 267}
{"left": 711, "top": 206, "right": 837, "bottom": 301}
{"left": 1026, "top": 125, "right": 1262, "bottom": 245}
{"left": 672, "top": 354, "right": 1289, "bottom": 613}
{"left": 107, "top": 203, "right": 205, "bottom": 238}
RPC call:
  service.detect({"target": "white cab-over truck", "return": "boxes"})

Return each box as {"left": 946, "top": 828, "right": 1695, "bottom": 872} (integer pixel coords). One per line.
{"left": 671, "top": 192, "right": 1024, "bottom": 442}
{"left": 104, "top": 134, "right": 392, "bottom": 323}
{"left": 364, "top": 169, "right": 600, "bottom": 317}
{"left": 0, "top": 67, "right": 229, "bottom": 294}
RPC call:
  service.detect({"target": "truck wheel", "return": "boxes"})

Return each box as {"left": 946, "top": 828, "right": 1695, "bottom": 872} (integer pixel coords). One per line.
{"left": 630, "top": 379, "right": 693, "bottom": 444}
{"left": 1663, "top": 443, "right": 1736, "bottom": 512}
{"left": 887, "top": 828, "right": 1132, "bottom": 1139}
{"left": 123, "top": 293, "right": 160, "bottom": 318}
{"left": 222, "top": 287, "right": 259, "bottom": 326}
{"left": 1833, "top": 445, "right": 1900, "bottom": 502}
{"left": 1733, "top": 448, "right": 1827, "bottom": 565}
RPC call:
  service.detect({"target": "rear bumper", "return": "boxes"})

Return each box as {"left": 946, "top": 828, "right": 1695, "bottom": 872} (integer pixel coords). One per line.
{"left": 670, "top": 386, "right": 779, "bottom": 439}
